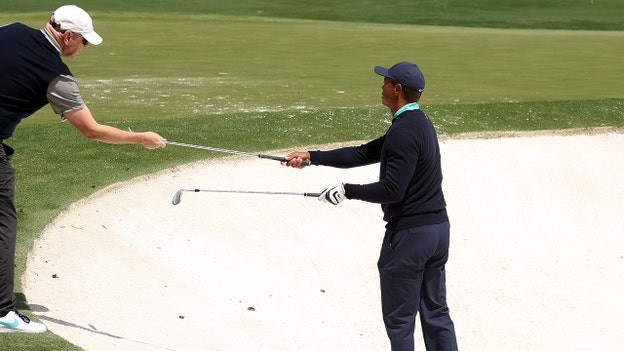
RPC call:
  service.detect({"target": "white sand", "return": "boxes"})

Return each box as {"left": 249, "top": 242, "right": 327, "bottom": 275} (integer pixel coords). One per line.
{"left": 23, "top": 131, "right": 624, "bottom": 351}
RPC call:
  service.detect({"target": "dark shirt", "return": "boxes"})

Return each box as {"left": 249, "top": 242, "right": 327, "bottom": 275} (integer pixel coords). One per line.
{"left": 0, "top": 23, "right": 72, "bottom": 139}
{"left": 309, "top": 108, "right": 448, "bottom": 230}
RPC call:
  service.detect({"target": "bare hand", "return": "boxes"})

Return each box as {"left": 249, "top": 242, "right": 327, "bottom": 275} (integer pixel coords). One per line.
{"left": 283, "top": 151, "right": 310, "bottom": 168}
{"left": 140, "top": 132, "right": 167, "bottom": 149}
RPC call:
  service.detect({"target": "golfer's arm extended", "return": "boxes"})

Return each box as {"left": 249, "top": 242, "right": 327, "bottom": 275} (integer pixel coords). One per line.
{"left": 64, "top": 106, "right": 152, "bottom": 145}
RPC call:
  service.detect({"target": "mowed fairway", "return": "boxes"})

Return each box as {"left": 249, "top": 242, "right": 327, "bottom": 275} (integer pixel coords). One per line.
{"left": 9, "top": 13, "right": 624, "bottom": 121}
{"left": 0, "top": 6, "right": 623, "bottom": 351}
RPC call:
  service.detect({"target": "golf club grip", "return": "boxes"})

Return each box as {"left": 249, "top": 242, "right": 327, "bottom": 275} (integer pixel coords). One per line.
{"left": 304, "top": 192, "right": 322, "bottom": 197}
{"left": 259, "top": 154, "right": 312, "bottom": 166}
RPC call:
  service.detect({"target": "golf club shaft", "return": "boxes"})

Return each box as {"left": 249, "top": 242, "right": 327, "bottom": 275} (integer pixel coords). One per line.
{"left": 166, "top": 141, "right": 311, "bottom": 166}
{"left": 172, "top": 188, "right": 322, "bottom": 205}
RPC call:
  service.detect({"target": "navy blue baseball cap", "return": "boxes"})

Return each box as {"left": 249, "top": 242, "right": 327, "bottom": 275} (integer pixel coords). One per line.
{"left": 374, "top": 61, "right": 425, "bottom": 93}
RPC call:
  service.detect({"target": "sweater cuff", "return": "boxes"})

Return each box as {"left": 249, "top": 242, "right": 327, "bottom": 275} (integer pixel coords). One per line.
{"left": 308, "top": 150, "right": 323, "bottom": 165}
{"left": 343, "top": 183, "right": 358, "bottom": 200}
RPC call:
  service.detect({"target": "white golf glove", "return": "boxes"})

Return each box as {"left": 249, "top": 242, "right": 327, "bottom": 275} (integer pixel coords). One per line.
{"left": 319, "top": 184, "right": 347, "bottom": 205}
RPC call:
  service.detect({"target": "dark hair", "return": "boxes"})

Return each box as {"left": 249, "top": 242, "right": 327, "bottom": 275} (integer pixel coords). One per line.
{"left": 401, "top": 85, "right": 422, "bottom": 102}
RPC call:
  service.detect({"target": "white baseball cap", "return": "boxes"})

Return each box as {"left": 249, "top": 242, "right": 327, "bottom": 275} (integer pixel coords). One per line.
{"left": 53, "top": 5, "right": 103, "bottom": 45}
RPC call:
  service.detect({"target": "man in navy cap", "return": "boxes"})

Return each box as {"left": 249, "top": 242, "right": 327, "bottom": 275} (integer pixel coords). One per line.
{"left": 0, "top": 5, "right": 166, "bottom": 333}
{"left": 284, "top": 62, "right": 458, "bottom": 351}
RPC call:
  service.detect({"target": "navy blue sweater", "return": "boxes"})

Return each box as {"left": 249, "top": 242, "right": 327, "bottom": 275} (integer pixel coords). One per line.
{"left": 309, "top": 108, "right": 448, "bottom": 230}
{"left": 0, "top": 23, "right": 72, "bottom": 139}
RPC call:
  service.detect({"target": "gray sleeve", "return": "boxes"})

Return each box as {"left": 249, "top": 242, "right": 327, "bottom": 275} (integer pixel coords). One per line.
{"left": 46, "top": 75, "right": 86, "bottom": 120}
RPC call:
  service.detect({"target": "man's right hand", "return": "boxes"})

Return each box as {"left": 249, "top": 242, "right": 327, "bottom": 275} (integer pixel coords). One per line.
{"left": 139, "top": 132, "right": 167, "bottom": 149}
{"left": 283, "top": 151, "right": 310, "bottom": 168}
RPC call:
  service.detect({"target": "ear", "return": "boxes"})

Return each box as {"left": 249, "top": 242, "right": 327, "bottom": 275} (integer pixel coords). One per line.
{"left": 63, "top": 30, "right": 73, "bottom": 43}
{"left": 394, "top": 83, "right": 403, "bottom": 96}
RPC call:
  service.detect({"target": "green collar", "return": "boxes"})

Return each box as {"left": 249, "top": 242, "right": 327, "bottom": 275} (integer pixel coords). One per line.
{"left": 393, "top": 102, "right": 420, "bottom": 119}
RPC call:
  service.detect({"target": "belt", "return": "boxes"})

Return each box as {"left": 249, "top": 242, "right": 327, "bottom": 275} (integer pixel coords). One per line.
{"left": 1, "top": 142, "right": 14, "bottom": 160}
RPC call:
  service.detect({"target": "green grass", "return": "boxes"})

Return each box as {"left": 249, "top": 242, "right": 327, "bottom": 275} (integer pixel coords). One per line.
{"left": 6, "top": 14, "right": 624, "bottom": 118}
{"left": 1, "top": 2, "right": 623, "bottom": 350}
{"left": 2, "top": 0, "right": 623, "bottom": 30}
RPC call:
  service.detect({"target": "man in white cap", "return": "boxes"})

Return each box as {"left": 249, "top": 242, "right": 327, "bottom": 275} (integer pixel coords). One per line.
{"left": 0, "top": 6, "right": 166, "bottom": 333}
{"left": 284, "top": 62, "right": 458, "bottom": 351}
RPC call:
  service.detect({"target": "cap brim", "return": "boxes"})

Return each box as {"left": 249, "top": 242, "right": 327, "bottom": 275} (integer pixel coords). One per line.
{"left": 374, "top": 66, "right": 391, "bottom": 78}
{"left": 83, "top": 31, "right": 103, "bottom": 45}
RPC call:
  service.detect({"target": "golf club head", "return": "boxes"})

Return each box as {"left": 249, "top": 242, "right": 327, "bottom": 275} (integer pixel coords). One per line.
{"left": 172, "top": 189, "right": 183, "bottom": 205}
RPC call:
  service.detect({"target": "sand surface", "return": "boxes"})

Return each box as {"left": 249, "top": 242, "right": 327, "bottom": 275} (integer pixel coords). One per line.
{"left": 24, "top": 131, "right": 624, "bottom": 350}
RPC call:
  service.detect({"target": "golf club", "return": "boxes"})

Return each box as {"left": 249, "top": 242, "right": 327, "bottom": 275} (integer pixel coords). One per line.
{"left": 166, "top": 141, "right": 311, "bottom": 166}
{"left": 172, "top": 188, "right": 322, "bottom": 205}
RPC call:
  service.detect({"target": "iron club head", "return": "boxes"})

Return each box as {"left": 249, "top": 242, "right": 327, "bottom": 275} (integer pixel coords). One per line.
{"left": 172, "top": 189, "right": 184, "bottom": 205}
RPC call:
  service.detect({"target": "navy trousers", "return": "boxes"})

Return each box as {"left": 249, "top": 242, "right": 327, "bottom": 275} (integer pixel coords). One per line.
{"left": 378, "top": 222, "right": 458, "bottom": 351}
{"left": 0, "top": 143, "right": 16, "bottom": 317}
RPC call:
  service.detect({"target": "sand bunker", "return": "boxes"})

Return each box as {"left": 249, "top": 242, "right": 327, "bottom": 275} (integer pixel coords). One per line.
{"left": 24, "top": 131, "right": 624, "bottom": 350}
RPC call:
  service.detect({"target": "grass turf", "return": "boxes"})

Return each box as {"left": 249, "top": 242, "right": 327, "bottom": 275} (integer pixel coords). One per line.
{"left": 0, "top": 3, "right": 623, "bottom": 350}
{"left": 2, "top": 0, "right": 623, "bottom": 30}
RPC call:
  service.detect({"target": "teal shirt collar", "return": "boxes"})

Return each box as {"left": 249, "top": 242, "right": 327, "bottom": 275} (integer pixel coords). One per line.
{"left": 393, "top": 102, "right": 420, "bottom": 119}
